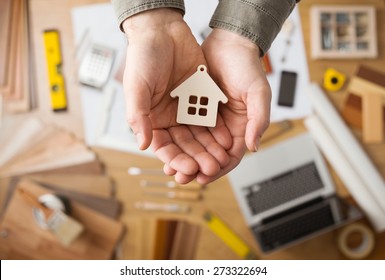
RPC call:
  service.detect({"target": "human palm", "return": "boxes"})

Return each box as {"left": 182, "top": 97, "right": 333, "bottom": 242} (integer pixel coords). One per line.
{"left": 198, "top": 29, "right": 272, "bottom": 184}
{"left": 123, "top": 10, "right": 231, "bottom": 183}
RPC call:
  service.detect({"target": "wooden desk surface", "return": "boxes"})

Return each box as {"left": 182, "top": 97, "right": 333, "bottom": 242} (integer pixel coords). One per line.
{"left": 21, "top": 0, "right": 385, "bottom": 259}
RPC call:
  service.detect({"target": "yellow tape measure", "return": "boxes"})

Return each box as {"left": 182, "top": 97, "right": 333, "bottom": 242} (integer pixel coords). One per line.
{"left": 43, "top": 30, "right": 67, "bottom": 111}
{"left": 204, "top": 211, "right": 257, "bottom": 259}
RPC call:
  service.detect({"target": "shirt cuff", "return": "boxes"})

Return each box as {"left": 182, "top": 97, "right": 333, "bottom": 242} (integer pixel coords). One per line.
{"left": 209, "top": 0, "right": 296, "bottom": 55}
{"left": 111, "top": 0, "right": 185, "bottom": 31}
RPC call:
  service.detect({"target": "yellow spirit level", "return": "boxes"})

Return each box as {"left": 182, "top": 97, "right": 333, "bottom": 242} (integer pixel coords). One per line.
{"left": 203, "top": 211, "right": 257, "bottom": 259}
{"left": 43, "top": 30, "right": 67, "bottom": 111}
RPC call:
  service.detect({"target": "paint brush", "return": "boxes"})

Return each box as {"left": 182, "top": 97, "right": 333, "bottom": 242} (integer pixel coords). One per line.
{"left": 18, "top": 188, "right": 84, "bottom": 247}
{"left": 134, "top": 201, "right": 190, "bottom": 213}
{"left": 128, "top": 166, "right": 164, "bottom": 176}
{"left": 140, "top": 180, "right": 204, "bottom": 191}
{"left": 143, "top": 190, "right": 202, "bottom": 201}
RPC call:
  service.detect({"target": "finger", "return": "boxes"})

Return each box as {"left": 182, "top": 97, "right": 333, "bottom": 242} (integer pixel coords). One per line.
{"left": 174, "top": 172, "right": 197, "bottom": 184}
{"left": 123, "top": 58, "right": 153, "bottom": 150}
{"left": 189, "top": 126, "right": 230, "bottom": 168}
{"left": 152, "top": 129, "right": 199, "bottom": 176}
{"left": 163, "top": 164, "right": 176, "bottom": 176}
{"left": 196, "top": 135, "right": 246, "bottom": 185}
{"left": 245, "top": 81, "right": 271, "bottom": 152}
{"left": 209, "top": 114, "right": 232, "bottom": 150}
{"left": 169, "top": 126, "right": 220, "bottom": 177}
{"left": 164, "top": 164, "right": 197, "bottom": 184}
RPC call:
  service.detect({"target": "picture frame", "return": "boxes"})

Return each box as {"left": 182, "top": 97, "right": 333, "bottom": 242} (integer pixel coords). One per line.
{"left": 310, "top": 5, "right": 377, "bottom": 59}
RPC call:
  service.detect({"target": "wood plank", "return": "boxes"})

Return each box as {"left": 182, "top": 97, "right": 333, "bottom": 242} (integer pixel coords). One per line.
{"left": 26, "top": 174, "right": 113, "bottom": 198}
{"left": 362, "top": 92, "right": 384, "bottom": 143}
{"left": 349, "top": 76, "right": 385, "bottom": 101}
{"left": 4, "top": 0, "right": 32, "bottom": 113}
{"left": 0, "top": 0, "right": 12, "bottom": 86}
{"left": 3, "top": 178, "right": 120, "bottom": 218}
{"left": 0, "top": 0, "right": 20, "bottom": 97}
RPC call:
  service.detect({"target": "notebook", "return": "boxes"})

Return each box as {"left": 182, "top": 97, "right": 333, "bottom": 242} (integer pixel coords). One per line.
{"left": 228, "top": 133, "right": 360, "bottom": 253}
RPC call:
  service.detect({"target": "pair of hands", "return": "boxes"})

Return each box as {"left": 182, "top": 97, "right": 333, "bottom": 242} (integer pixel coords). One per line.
{"left": 123, "top": 8, "right": 271, "bottom": 185}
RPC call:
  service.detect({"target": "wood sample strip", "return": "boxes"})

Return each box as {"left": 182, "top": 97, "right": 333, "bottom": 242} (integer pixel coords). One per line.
{"left": 0, "top": 0, "right": 12, "bottom": 86}
{"left": 0, "top": 0, "right": 21, "bottom": 97}
{"left": 5, "top": 0, "right": 32, "bottom": 112}
{"left": 31, "top": 159, "right": 104, "bottom": 176}
{"left": 357, "top": 65, "right": 385, "bottom": 89}
{"left": 348, "top": 77, "right": 385, "bottom": 101}
{"left": 347, "top": 66, "right": 385, "bottom": 143}
{"left": 4, "top": 178, "right": 120, "bottom": 219}
{"left": 170, "top": 221, "right": 200, "bottom": 260}
{"left": 342, "top": 93, "right": 363, "bottom": 128}
{"left": 348, "top": 65, "right": 385, "bottom": 102}
{"left": 342, "top": 93, "right": 385, "bottom": 129}
{"left": 362, "top": 92, "right": 384, "bottom": 143}
{"left": 152, "top": 219, "right": 178, "bottom": 260}
{"left": 26, "top": 174, "right": 113, "bottom": 198}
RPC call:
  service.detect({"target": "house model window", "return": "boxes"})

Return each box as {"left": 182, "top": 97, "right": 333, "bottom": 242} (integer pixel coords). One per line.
{"left": 170, "top": 65, "right": 228, "bottom": 127}
{"left": 188, "top": 95, "right": 208, "bottom": 116}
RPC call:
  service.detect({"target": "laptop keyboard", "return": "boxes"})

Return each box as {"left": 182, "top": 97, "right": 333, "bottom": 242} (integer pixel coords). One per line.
{"left": 252, "top": 200, "right": 335, "bottom": 252}
{"left": 243, "top": 162, "right": 324, "bottom": 215}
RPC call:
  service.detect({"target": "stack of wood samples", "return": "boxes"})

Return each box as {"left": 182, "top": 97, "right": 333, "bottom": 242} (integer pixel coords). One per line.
{"left": 0, "top": 117, "right": 98, "bottom": 177}
{"left": 0, "top": 116, "right": 125, "bottom": 259}
{"left": 0, "top": 0, "right": 36, "bottom": 113}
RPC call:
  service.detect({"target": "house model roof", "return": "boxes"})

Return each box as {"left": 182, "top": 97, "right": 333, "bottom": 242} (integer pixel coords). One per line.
{"left": 170, "top": 65, "right": 228, "bottom": 103}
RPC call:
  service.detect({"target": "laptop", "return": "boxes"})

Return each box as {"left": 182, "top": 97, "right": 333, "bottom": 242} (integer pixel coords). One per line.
{"left": 228, "top": 133, "right": 361, "bottom": 253}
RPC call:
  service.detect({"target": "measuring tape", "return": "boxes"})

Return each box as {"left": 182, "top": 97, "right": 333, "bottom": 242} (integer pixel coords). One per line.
{"left": 203, "top": 211, "right": 257, "bottom": 259}
{"left": 323, "top": 68, "right": 346, "bottom": 92}
{"left": 43, "top": 30, "right": 67, "bottom": 111}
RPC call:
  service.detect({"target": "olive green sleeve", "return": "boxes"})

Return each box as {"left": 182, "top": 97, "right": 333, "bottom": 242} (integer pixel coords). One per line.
{"left": 110, "top": 0, "right": 299, "bottom": 55}
{"left": 111, "top": 0, "right": 185, "bottom": 31}
{"left": 209, "top": 0, "right": 298, "bottom": 55}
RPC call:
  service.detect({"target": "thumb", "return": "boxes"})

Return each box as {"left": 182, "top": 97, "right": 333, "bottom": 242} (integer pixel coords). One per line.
{"left": 123, "top": 69, "right": 153, "bottom": 150}
{"left": 245, "top": 81, "right": 271, "bottom": 152}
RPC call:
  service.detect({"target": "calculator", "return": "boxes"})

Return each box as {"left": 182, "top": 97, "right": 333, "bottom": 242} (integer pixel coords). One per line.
{"left": 78, "top": 44, "right": 115, "bottom": 89}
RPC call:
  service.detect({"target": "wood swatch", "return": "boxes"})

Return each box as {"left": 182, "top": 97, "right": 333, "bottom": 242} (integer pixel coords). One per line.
{"left": 26, "top": 174, "right": 113, "bottom": 198}
{"left": 0, "top": 117, "right": 101, "bottom": 177}
{"left": 362, "top": 92, "right": 384, "bottom": 142}
{"left": 0, "top": 0, "right": 12, "bottom": 86}
{"left": 169, "top": 221, "right": 201, "bottom": 260}
{"left": 152, "top": 219, "right": 201, "bottom": 260}
{"left": 346, "top": 65, "right": 385, "bottom": 143}
{"left": 3, "top": 178, "right": 120, "bottom": 219}
{"left": 342, "top": 93, "right": 385, "bottom": 129}
{"left": 342, "top": 93, "right": 363, "bottom": 128}
{"left": 0, "top": 0, "right": 32, "bottom": 113}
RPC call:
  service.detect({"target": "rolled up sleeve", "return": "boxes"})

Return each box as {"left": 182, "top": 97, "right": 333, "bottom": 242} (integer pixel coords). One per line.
{"left": 209, "top": 0, "right": 297, "bottom": 55}
{"left": 111, "top": 0, "right": 185, "bottom": 30}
